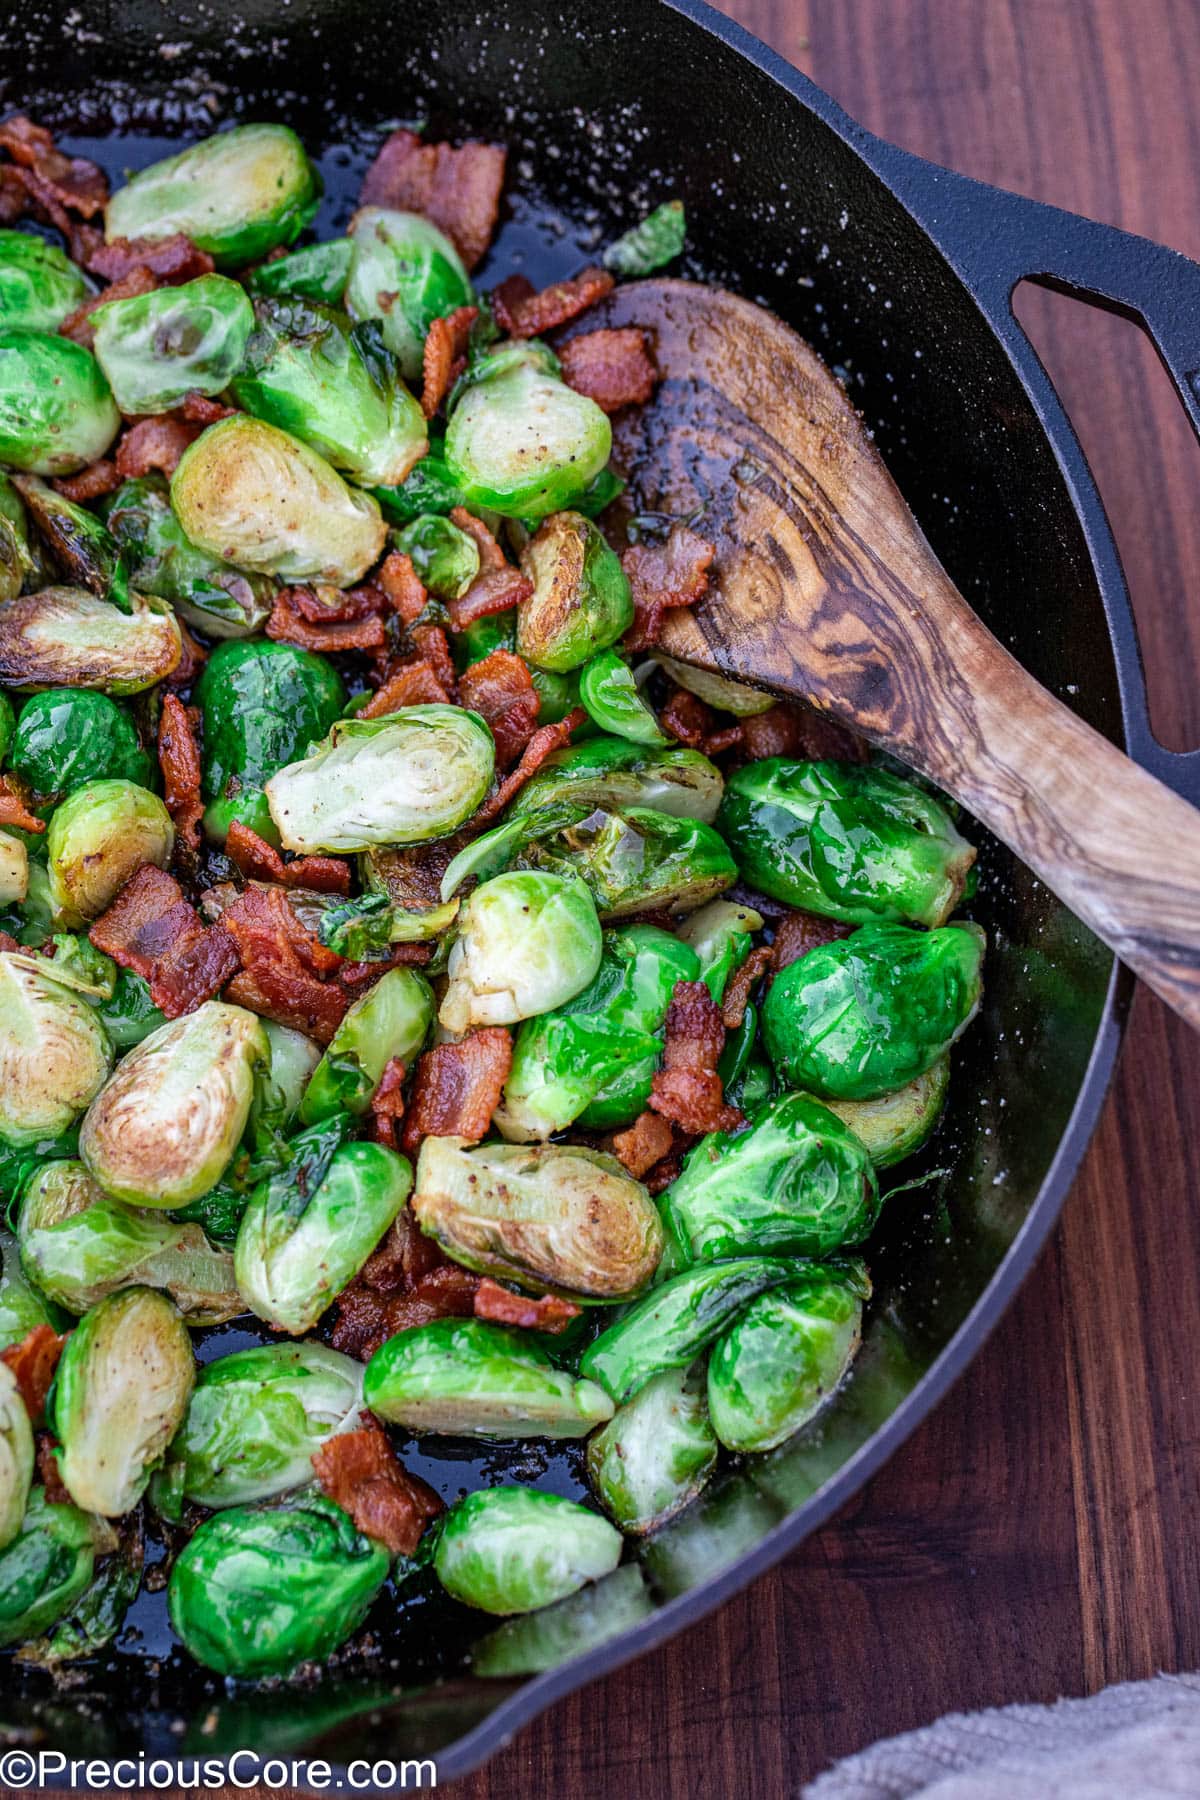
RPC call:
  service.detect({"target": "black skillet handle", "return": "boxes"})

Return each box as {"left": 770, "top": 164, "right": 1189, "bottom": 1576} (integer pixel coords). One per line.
{"left": 879, "top": 145, "right": 1200, "bottom": 803}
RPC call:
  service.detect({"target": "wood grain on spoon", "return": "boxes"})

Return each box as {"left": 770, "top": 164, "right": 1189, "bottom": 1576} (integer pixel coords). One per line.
{"left": 576, "top": 278, "right": 1200, "bottom": 1029}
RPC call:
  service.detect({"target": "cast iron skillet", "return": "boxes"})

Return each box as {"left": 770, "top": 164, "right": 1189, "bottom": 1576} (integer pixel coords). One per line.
{"left": 3, "top": 0, "right": 1199, "bottom": 1784}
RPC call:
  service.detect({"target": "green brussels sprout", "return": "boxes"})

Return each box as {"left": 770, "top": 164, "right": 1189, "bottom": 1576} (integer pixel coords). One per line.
{"left": 580, "top": 1257, "right": 805, "bottom": 1404}
{"left": 0, "top": 473, "right": 36, "bottom": 603}
{"left": 586, "top": 1364, "right": 717, "bottom": 1535}
{"left": 434, "top": 1487, "right": 622, "bottom": 1615}
{"left": 498, "top": 923, "right": 699, "bottom": 1140}
{"left": 17, "top": 1159, "right": 241, "bottom": 1322}
{"left": 195, "top": 638, "right": 346, "bottom": 845}
{"left": 171, "top": 415, "right": 387, "bottom": 586}
{"left": 0, "top": 1489, "right": 95, "bottom": 1647}
{"left": 234, "top": 1125, "right": 411, "bottom": 1334}
{"left": 372, "top": 434, "right": 473, "bottom": 524}
{"left": 231, "top": 299, "right": 428, "bottom": 488}
{"left": 651, "top": 652, "right": 775, "bottom": 717}
{"left": 250, "top": 237, "right": 353, "bottom": 306}
{"left": 445, "top": 342, "right": 613, "bottom": 521}
{"left": 762, "top": 921, "right": 986, "bottom": 1101}
{"left": 0, "top": 951, "right": 113, "bottom": 1147}
{"left": 80, "top": 1002, "right": 267, "bottom": 1208}
{"left": 253, "top": 1021, "right": 322, "bottom": 1136}
{"left": 440, "top": 870, "right": 602, "bottom": 1033}
{"left": 93, "top": 968, "right": 166, "bottom": 1051}
{"left": 92, "top": 276, "right": 254, "bottom": 416}
{"left": 316, "top": 882, "right": 459, "bottom": 958}
{"left": 346, "top": 207, "right": 474, "bottom": 381}
{"left": 53, "top": 1287, "right": 195, "bottom": 1515}
{"left": 472, "top": 1563, "right": 653, "bottom": 1677}
{"left": 812, "top": 1056, "right": 950, "bottom": 1168}
{"left": 394, "top": 512, "right": 480, "bottom": 599}
{"left": 11, "top": 475, "right": 128, "bottom": 610}
{"left": 21, "top": 1516, "right": 143, "bottom": 1665}
{"left": 265, "top": 706, "right": 495, "bottom": 854}
{"left": 717, "top": 759, "right": 976, "bottom": 929}
{"left": 677, "top": 898, "right": 763, "bottom": 1004}
{"left": 0, "top": 228, "right": 92, "bottom": 330}
{"left": 413, "top": 1137, "right": 664, "bottom": 1302}
{"left": 159, "top": 1342, "right": 364, "bottom": 1509}
{"left": 9, "top": 689, "right": 151, "bottom": 802}
{"left": 507, "top": 737, "right": 724, "bottom": 823}
{"left": 167, "top": 1492, "right": 389, "bottom": 1678}
{"left": 1, "top": 1227, "right": 64, "bottom": 1350}
{"left": 0, "top": 330, "right": 119, "bottom": 475}
{"left": 45, "top": 779, "right": 174, "bottom": 927}
{"left": 103, "top": 474, "right": 274, "bottom": 640}
{"left": 105, "top": 124, "right": 321, "bottom": 267}
{"left": 299, "top": 966, "right": 434, "bottom": 1124}
{"left": 516, "top": 511, "right": 633, "bottom": 673}
{"left": 520, "top": 804, "right": 737, "bottom": 920}
{"left": 660, "top": 1091, "right": 878, "bottom": 1264}
{"left": 603, "top": 199, "right": 687, "bottom": 276}
{"left": 578, "top": 649, "right": 668, "bottom": 745}
{"left": 0, "top": 1362, "right": 34, "bottom": 1551}
{"left": 364, "top": 1317, "right": 614, "bottom": 1439}
{"left": 0, "top": 830, "right": 27, "bottom": 906}
{"left": 0, "top": 587, "right": 181, "bottom": 694}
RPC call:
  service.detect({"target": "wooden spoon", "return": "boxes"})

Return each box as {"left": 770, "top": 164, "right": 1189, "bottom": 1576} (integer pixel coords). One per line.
{"left": 577, "top": 278, "right": 1200, "bottom": 1029}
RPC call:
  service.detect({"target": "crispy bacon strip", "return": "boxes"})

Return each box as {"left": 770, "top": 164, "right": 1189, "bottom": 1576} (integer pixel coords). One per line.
{"left": 473, "top": 1279, "right": 581, "bottom": 1334}
{"left": 444, "top": 507, "right": 532, "bottom": 632}
{"left": 114, "top": 415, "right": 199, "bottom": 480}
{"left": 608, "top": 1110, "right": 676, "bottom": 1180}
{"left": 736, "top": 701, "right": 868, "bottom": 764}
{"left": 770, "top": 909, "right": 855, "bottom": 973}
{"left": 175, "top": 390, "right": 235, "bottom": 425}
{"left": 722, "top": 946, "right": 773, "bottom": 1029}
{"left": 658, "top": 686, "right": 743, "bottom": 756}
{"left": 88, "top": 234, "right": 214, "bottom": 283}
{"left": 360, "top": 658, "right": 451, "bottom": 717}
{"left": 52, "top": 459, "right": 120, "bottom": 503}
{"left": 157, "top": 694, "right": 203, "bottom": 855}
{"left": 491, "top": 267, "right": 615, "bottom": 338}
{"left": 622, "top": 524, "right": 716, "bottom": 653}
{"left": 649, "top": 978, "right": 743, "bottom": 1136}
{"left": 421, "top": 303, "right": 478, "bottom": 419}
{"left": 409, "top": 624, "right": 458, "bottom": 696}
{"left": 359, "top": 128, "right": 506, "bottom": 270}
{"left": 472, "top": 708, "right": 586, "bottom": 825}
{"left": 330, "top": 1207, "right": 479, "bottom": 1360}
{"left": 1, "top": 1326, "right": 67, "bottom": 1425}
{"left": 287, "top": 584, "right": 387, "bottom": 626}
{"left": 338, "top": 945, "right": 433, "bottom": 988}
{"left": 60, "top": 265, "right": 160, "bottom": 349}
{"left": 312, "top": 1415, "right": 443, "bottom": 1557}
{"left": 36, "top": 1434, "right": 70, "bottom": 1506}
{"left": 90, "top": 865, "right": 240, "bottom": 1017}
{"left": 266, "top": 587, "right": 387, "bottom": 655}
{"left": 164, "top": 617, "right": 208, "bottom": 691}
{"left": 450, "top": 507, "right": 507, "bottom": 573}
{"left": 376, "top": 551, "right": 428, "bottom": 626}
{"left": 400, "top": 1028, "right": 513, "bottom": 1157}
{"left": 221, "top": 882, "right": 348, "bottom": 1043}
{"left": 0, "top": 775, "right": 45, "bottom": 834}
{"left": 367, "top": 1057, "right": 407, "bottom": 1150}
{"left": 225, "top": 820, "right": 351, "bottom": 896}
{"left": 457, "top": 649, "right": 540, "bottom": 768}
{"left": 0, "top": 114, "right": 107, "bottom": 236}
{"left": 558, "top": 327, "right": 659, "bottom": 414}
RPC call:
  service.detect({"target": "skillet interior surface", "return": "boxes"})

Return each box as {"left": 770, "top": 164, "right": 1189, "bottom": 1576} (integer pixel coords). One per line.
{"left": 0, "top": 0, "right": 1127, "bottom": 1777}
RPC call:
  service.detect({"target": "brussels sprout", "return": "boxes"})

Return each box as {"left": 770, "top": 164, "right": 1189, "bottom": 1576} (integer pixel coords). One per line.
{"left": 250, "top": 237, "right": 353, "bottom": 306}
{"left": 652, "top": 652, "right": 776, "bottom": 717}
{"left": 445, "top": 342, "right": 613, "bottom": 521}
{"left": 434, "top": 1487, "right": 622, "bottom": 1615}
{"left": 508, "top": 737, "right": 724, "bottom": 823}
{"left": 103, "top": 474, "right": 274, "bottom": 639}
{"left": 195, "top": 638, "right": 345, "bottom": 844}
{"left": 586, "top": 1364, "right": 717, "bottom": 1535}
{"left": 394, "top": 512, "right": 480, "bottom": 600}
{"left": 171, "top": 415, "right": 387, "bottom": 587}
{"left": 578, "top": 649, "right": 668, "bottom": 744}
{"left": 0, "top": 473, "right": 37, "bottom": 602}
{"left": 92, "top": 276, "right": 255, "bottom": 416}
{"left": 53, "top": 1287, "right": 194, "bottom": 1515}
{"left": 472, "top": 1563, "right": 653, "bottom": 1677}
{"left": 92, "top": 969, "right": 166, "bottom": 1051}
{"left": 603, "top": 199, "right": 687, "bottom": 276}
{"left": 814, "top": 1056, "right": 950, "bottom": 1169}
{"left": 677, "top": 898, "right": 763, "bottom": 1004}
{"left": 21, "top": 1516, "right": 143, "bottom": 1665}
{"left": 440, "top": 871, "right": 602, "bottom": 1033}
{"left": 520, "top": 804, "right": 737, "bottom": 920}
{"left": 168, "top": 1492, "right": 389, "bottom": 1678}
{"left": 0, "top": 1362, "right": 34, "bottom": 1551}
{"left": 160, "top": 1342, "right": 364, "bottom": 1509}
{"left": 265, "top": 706, "right": 495, "bottom": 854}
{"left": 254, "top": 1021, "right": 322, "bottom": 1135}
{"left": 0, "top": 228, "right": 92, "bottom": 331}
{"left": 317, "top": 883, "right": 459, "bottom": 958}
{"left": 11, "top": 475, "right": 128, "bottom": 609}
{"left": 413, "top": 1137, "right": 663, "bottom": 1302}
{"left": 105, "top": 124, "right": 321, "bottom": 267}
{"left": 0, "top": 952, "right": 113, "bottom": 1147}
{"left": 45, "top": 779, "right": 174, "bottom": 927}
{"left": 364, "top": 1317, "right": 613, "bottom": 1439}
{"left": 0, "top": 588, "right": 181, "bottom": 694}
{"left": 0, "top": 330, "right": 119, "bottom": 475}
{"left": 0, "top": 1227, "right": 63, "bottom": 1350}
{"left": 580, "top": 1257, "right": 805, "bottom": 1404}
{"left": 9, "top": 689, "right": 151, "bottom": 802}
{"left": 346, "top": 207, "right": 474, "bottom": 381}
{"left": 0, "top": 1489, "right": 95, "bottom": 1647}
{"left": 0, "top": 830, "right": 27, "bottom": 905}
{"left": 717, "top": 759, "right": 976, "bottom": 929}
{"left": 299, "top": 967, "right": 434, "bottom": 1125}
{"left": 498, "top": 924, "right": 699, "bottom": 1140}
{"left": 234, "top": 1126, "right": 411, "bottom": 1334}
{"left": 660, "top": 1092, "right": 878, "bottom": 1263}
{"left": 231, "top": 299, "right": 427, "bottom": 489}
{"left": 80, "top": 1003, "right": 267, "bottom": 1208}
{"left": 18, "top": 1159, "right": 241, "bottom": 1322}
{"left": 762, "top": 921, "right": 986, "bottom": 1101}
{"left": 372, "top": 435, "right": 472, "bottom": 524}
{"left": 516, "top": 511, "right": 633, "bottom": 673}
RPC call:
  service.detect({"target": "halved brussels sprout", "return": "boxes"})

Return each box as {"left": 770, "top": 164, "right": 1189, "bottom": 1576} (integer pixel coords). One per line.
{"left": 440, "top": 871, "right": 602, "bottom": 1033}
{"left": 394, "top": 512, "right": 480, "bottom": 600}
{"left": 434, "top": 1487, "right": 622, "bottom": 1615}
{"left": 53, "top": 1287, "right": 195, "bottom": 1516}
{"left": 0, "top": 1227, "right": 63, "bottom": 1351}
{"left": 516, "top": 511, "right": 633, "bottom": 673}
{"left": 677, "top": 898, "right": 763, "bottom": 1004}
{"left": 299, "top": 966, "right": 434, "bottom": 1125}
{"left": 105, "top": 124, "right": 321, "bottom": 266}
{"left": 92, "top": 969, "right": 166, "bottom": 1052}
{"left": 0, "top": 830, "right": 27, "bottom": 906}
{"left": 254, "top": 1021, "right": 323, "bottom": 1137}
{"left": 0, "top": 330, "right": 119, "bottom": 475}
{"left": 0, "top": 1489, "right": 95, "bottom": 1648}
{"left": 413, "top": 1137, "right": 663, "bottom": 1301}
{"left": 578, "top": 649, "right": 668, "bottom": 745}
{"left": 507, "top": 736, "right": 725, "bottom": 823}
{"left": 171, "top": 415, "right": 387, "bottom": 587}
{"left": 22, "top": 1516, "right": 143, "bottom": 1665}
{"left": 472, "top": 1563, "right": 653, "bottom": 1677}
{"left": 586, "top": 1364, "right": 717, "bottom": 1535}
{"left": 12, "top": 475, "right": 128, "bottom": 609}
{"left": 603, "top": 199, "right": 687, "bottom": 276}
{"left": 813, "top": 1056, "right": 950, "bottom": 1168}
{"left": 706, "top": 1262, "right": 869, "bottom": 1452}
{"left": 317, "top": 881, "right": 459, "bottom": 958}
{"left": 265, "top": 706, "right": 495, "bottom": 854}
{"left": 0, "top": 588, "right": 182, "bottom": 695}
{"left": 762, "top": 921, "right": 986, "bottom": 1101}
{"left": 80, "top": 1003, "right": 267, "bottom": 1208}
{"left": 18, "top": 1159, "right": 241, "bottom": 1322}
{"left": 0, "top": 1362, "right": 34, "bottom": 1551}
{"left": 0, "top": 229, "right": 92, "bottom": 331}
{"left": 250, "top": 237, "right": 353, "bottom": 306}
{"left": 231, "top": 299, "right": 428, "bottom": 488}
{"left": 346, "top": 207, "right": 474, "bottom": 381}
{"left": 92, "top": 276, "right": 255, "bottom": 415}
{"left": 168, "top": 1493, "right": 389, "bottom": 1678}
{"left": 9, "top": 688, "right": 151, "bottom": 802}
{"left": 46, "top": 779, "right": 174, "bottom": 927}
{"left": 520, "top": 804, "right": 737, "bottom": 920}
{"left": 652, "top": 652, "right": 775, "bottom": 717}
{"left": 103, "top": 474, "right": 275, "bottom": 640}
{"left": 0, "top": 471, "right": 35, "bottom": 602}
{"left": 0, "top": 951, "right": 113, "bottom": 1147}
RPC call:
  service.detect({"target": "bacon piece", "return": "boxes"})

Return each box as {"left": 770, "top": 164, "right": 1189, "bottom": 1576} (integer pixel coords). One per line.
{"left": 0, "top": 166, "right": 24, "bottom": 224}
{"left": 609, "top": 1110, "right": 676, "bottom": 1180}
{"left": 359, "top": 128, "right": 506, "bottom": 271}
{"left": 473, "top": 1279, "right": 581, "bottom": 1334}
{"left": 376, "top": 551, "right": 428, "bottom": 626}
{"left": 722, "top": 946, "right": 773, "bottom": 1029}
{"left": 649, "top": 978, "right": 743, "bottom": 1136}
{"left": 770, "top": 908, "right": 855, "bottom": 973}
{"left": 368, "top": 1057, "right": 407, "bottom": 1150}
{"left": 457, "top": 650, "right": 540, "bottom": 768}
{"left": 421, "top": 303, "right": 478, "bottom": 419}
{"left": 446, "top": 566, "right": 532, "bottom": 633}
{"left": 221, "top": 883, "right": 347, "bottom": 1043}
{"left": 90, "top": 865, "right": 240, "bottom": 1017}
{"left": 266, "top": 587, "right": 387, "bottom": 655}
{"left": 0, "top": 775, "right": 44, "bottom": 834}
{"left": 622, "top": 524, "right": 716, "bottom": 653}
{"left": 492, "top": 267, "right": 615, "bottom": 338}
{"left": 115, "top": 415, "right": 199, "bottom": 480}
{"left": 329, "top": 1208, "right": 478, "bottom": 1360}
{"left": 450, "top": 507, "right": 507, "bottom": 573}
{"left": 52, "top": 459, "right": 120, "bottom": 503}
{"left": 400, "top": 1028, "right": 512, "bottom": 1157}
{"left": 163, "top": 618, "right": 208, "bottom": 691}
{"left": 288, "top": 584, "right": 387, "bottom": 626}
{"left": 157, "top": 694, "right": 203, "bottom": 856}
{"left": 409, "top": 623, "right": 458, "bottom": 696}
{"left": 59, "top": 265, "right": 160, "bottom": 349}
{"left": 225, "top": 821, "right": 351, "bottom": 896}
{"left": 312, "top": 1415, "right": 442, "bottom": 1556}
{"left": 0, "top": 931, "right": 20, "bottom": 955}
{"left": 358, "top": 1207, "right": 446, "bottom": 1295}
{"left": 471, "top": 708, "right": 586, "bottom": 825}
{"left": 1, "top": 1326, "right": 66, "bottom": 1425}
{"left": 0, "top": 114, "right": 107, "bottom": 236}
{"left": 338, "top": 945, "right": 433, "bottom": 988}
{"left": 645, "top": 1145, "right": 688, "bottom": 1195}
{"left": 360, "top": 658, "right": 451, "bottom": 718}
{"left": 175, "top": 390, "right": 235, "bottom": 425}
{"left": 736, "top": 701, "right": 868, "bottom": 765}
{"left": 558, "top": 327, "right": 658, "bottom": 414}
{"left": 36, "top": 1434, "right": 70, "bottom": 1506}
{"left": 658, "top": 686, "right": 744, "bottom": 757}
{"left": 87, "top": 234, "right": 214, "bottom": 284}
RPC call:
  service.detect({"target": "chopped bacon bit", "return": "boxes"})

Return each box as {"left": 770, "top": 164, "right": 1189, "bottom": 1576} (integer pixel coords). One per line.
{"left": 221, "top": 883, "right": 347, "bottom": 1043}
{"left": 645, "top": 1146, "right": 688, "bottom": 1195}
{"left": 409, "top": 623, "right": 458, "bottom": 696}
{"left": 163, "top": 618, "right": 208, "bottom": 692}
{"left": 330, "top": 1207, "right": 479, "bottom": 1360}
{"left": 359, "top": 128, "right": 506, "bottom": 271}
{"left": 114, "top": 414, "right": 199, "bottom": 479}
{"left": 658, "top": 685, "right": 744, "bottom": 757}
{"left": 0, "top": 930, "right": 20, "bottom": 955}
{"left": 400, "top": 1027, "right": 513, "bottom": 1158}
{"left": 770, "top": 909, "right": 855, "bottom": 973}
{"left": 558, "top": 327, "right": 659, "bottom": 414}
{"left": 450, "top": 507, "right": 507, "bottom": 573}
{"left": 473, "top": 1279, "right": 581, "bottom": 1334}
{"left": 175, "top": 389, "right": 235, "bottom": 425}
{"left": 0, "top": 167, "right": 25, "bottom": 224}
{"left": 376, "top": 551, "right": 427, "bottom": 626}
{"left": 368, "top": 1057, "right": 407, "bottom": 1150}
{"left": 421, "top": 303, "right": 478, "bottom": 419}
{"left": 360, "top": 659, "right": 451, "bottom": 717}
{"left": 622, "top": 524, "right": 716, "bottom": 653}
{"left": 90, "top": 865, "right": 240, "bottom": 1017}
{"left": 288, "top": 583, "right": 387, "bottom": 626}
{"left": 491, "top": 266, "right": 615, "bottom": 338}
{"left": 457, "top": 649, "right": 540, "bottom": 768}
{"left": 0, "top": 774, "right": 45, "bottom": 834}
{"left": 157, "top": 694, "right": 203, "bottom": 856}
{"left": 266, "top": 587, "right": 387, "bottom": 655}
{"left": 608, "top": 1110, "right": 676, "bottom": 1180}
{"left": 225, "top": 820, "right": 351, "bottom": 896}
{"left": 59, "top": 265, "right": 159, "bottom": 349}
{"left": 649, "top": 978, "right": 743, "bottom": 1136}
{"left": 736, "top": 701, "right": 868, "bottom": 765}
{"left": 338, "top": 945, "right": 433, "bottom": 988}
{"left": 471, "top": 708, "right": 586, "bottom": 825}
{"left": 722, "top": 946, "right": 773, "bottom": 1029}
{"left": 1, "top": 1326, "right": 66, "bottom": 1425}
{"left": 312, "top": 1414, "right": 443, "bottom": 1557}
{"left": 446, "top": 565, "right": 532, "bottom": 633}
{"left": 360, "top": 1207, "right": 446, "bottom": 1294}
{"left": 88, "top": 233, "right": 214, "bottom": 284}
{"left": 52, "top": 459, "right": 120, "bottom": 503}
{"left": 36, "top": 1434, "right": 70, "bottom": 1505}
{"left": 0, "top": 114, "right": 107, "bottom": 236}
